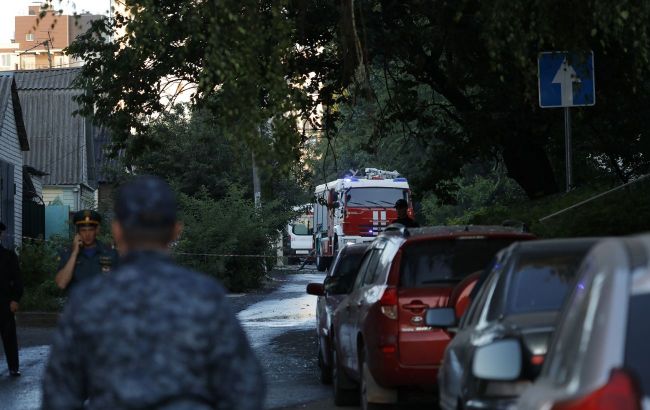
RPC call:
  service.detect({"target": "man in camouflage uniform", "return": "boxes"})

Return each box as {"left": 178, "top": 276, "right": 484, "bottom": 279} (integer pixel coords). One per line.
{"left": 54, "top": 210, "right": 119, "bottom": 290}
{"left": 42, "top": 176, "right": 265, "bottom": 409}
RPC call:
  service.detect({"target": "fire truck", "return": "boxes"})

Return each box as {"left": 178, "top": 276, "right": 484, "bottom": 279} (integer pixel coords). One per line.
{"left": 312, "top": 168, "right": 414, "bottom": 271}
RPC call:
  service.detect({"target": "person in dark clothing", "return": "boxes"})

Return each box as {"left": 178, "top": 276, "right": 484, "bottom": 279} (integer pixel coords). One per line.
{"left": 391, "top": 198, "right": 420, "bottom": 228}
{"left": 0, "top": 221, "right": 23, "bottom": 377}
{"left": 42, "top": 176, "right": 265, "bottom": 410}
{"left": 54, "top": 210, "right": 119, "bottom": 291}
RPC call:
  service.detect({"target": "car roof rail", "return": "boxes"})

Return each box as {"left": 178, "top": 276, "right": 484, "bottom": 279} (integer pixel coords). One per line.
{"left": 383, "top": 223, "right": 410, "bottom": 237}
{"left": 501, "top": 219, "right": 530, "bottom": 233}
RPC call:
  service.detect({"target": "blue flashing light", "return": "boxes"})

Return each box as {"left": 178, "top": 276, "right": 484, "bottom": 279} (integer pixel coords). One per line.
{"left": 351, "top": 177, "right": 359, "bottom": 181}
{"left": 393, "top": 177, "right": 407, "bottom": 182}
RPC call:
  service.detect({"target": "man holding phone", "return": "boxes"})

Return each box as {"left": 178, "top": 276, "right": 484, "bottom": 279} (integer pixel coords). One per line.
{"left": 55, "top": 210, "right": 119, "bottom": 291}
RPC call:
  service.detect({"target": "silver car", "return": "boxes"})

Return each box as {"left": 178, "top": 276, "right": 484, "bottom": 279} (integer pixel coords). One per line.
{"left": 516, "top": 234, "right": 650, "bottom": 410}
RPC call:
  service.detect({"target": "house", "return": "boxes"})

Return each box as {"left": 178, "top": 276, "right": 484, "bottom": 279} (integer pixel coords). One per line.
{"left": 14, "top": 67, "right": 106, "bottom": 237}
{"left": 0, "top": 73, "right": 29, "bottom": 248}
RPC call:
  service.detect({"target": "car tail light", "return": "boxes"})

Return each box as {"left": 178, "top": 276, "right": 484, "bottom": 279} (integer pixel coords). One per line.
{"left": 531, "top": 355, "right": 545, "bottom": 366}
{"left": 380, "top": 286, "right": 398, "bottom": 320}
{"left": 551, "top": 369, "right": 641, "bottom": 410}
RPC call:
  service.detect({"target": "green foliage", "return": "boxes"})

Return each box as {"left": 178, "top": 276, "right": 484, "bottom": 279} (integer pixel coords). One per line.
{"left": 421, "top": 165, "right": 527, "bottom": 225}
{"left": 59, "top": 0, "right": 306, "bottom": 172}
{"left": 17, "top": 240, "right": 65, "bottom": 311}
{"left": 174, "top": 186, "right": 291, "bottom": 292}
{"left": 19, "top": 279, "right": 64, "bottom": 312}
{"left": 446, "top": 176, "right": 650, "bottom": 238}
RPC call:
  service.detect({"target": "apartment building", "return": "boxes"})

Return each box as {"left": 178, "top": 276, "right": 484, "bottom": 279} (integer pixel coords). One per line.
{"left": 0, "top": 4, "right": 103, "bottom": 71}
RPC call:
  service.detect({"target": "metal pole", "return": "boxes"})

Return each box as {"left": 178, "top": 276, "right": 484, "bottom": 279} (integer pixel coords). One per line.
{"left": 252, "top": 152, "right": 261, "bottom": 208}
{"left": 564, "top": 107, "right": 572, "bottom": 192}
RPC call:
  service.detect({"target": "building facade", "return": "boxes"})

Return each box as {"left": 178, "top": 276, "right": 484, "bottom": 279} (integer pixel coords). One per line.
{"left": 0, "top": 5, "right": 103, "bottom": 71}
{"left": 0, "top": 74, "right": 30, "bottom": 248}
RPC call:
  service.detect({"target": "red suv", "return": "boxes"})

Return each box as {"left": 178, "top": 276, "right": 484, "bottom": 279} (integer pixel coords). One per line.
{"left": 331, "top": 225, "right": 535, "bottom": 409}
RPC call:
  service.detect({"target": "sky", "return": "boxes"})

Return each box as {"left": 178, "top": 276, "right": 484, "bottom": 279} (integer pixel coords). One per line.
{"left": 0, "top": 0, "right": 111, "bottom": 44}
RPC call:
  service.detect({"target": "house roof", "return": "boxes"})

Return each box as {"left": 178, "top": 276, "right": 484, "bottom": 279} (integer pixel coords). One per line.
{"left": 0, "top": 74, "right": 29, "bottom": 151}
{"left": 13, "top": 68, "right": 81, "bottom": 90}
{"left": 13, "top": 68, "right": 98, "bottom": 187}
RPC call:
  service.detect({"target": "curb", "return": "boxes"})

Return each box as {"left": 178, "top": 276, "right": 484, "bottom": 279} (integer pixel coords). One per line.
{"left": 15, "top": 312, "right": 60, "bottom": 327}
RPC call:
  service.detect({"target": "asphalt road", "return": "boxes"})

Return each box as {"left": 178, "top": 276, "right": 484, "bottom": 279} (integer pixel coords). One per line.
{"left": 0, "top": 266, "right": 435, "bottom": 409}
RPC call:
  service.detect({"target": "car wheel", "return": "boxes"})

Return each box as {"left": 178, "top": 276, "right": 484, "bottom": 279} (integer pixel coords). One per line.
{"left": 332, "top": 347, "right": 359, "bottom": 406}
{"left": 360, "top": 352, "right": 393, "bottom": 410}
{"left": 318, "top": 349, "right": 332, "bottom": 385}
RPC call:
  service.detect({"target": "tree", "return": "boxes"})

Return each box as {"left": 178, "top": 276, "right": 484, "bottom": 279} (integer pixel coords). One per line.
{"left": 48, "top": 0, "right": 650, "bottom": 200}
{"left": 306, "top": 0, "right": 650, "bottom": 198}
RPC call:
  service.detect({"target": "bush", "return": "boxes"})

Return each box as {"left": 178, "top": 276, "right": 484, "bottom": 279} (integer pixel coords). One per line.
{"left": 17, "top": 239, "right": 65, "bottom": 311}
{"left": 174, "top": 185, "right": 291, "bottom": 292}
{"left": 19, "top": 279, "right": 65, "bottom": 312}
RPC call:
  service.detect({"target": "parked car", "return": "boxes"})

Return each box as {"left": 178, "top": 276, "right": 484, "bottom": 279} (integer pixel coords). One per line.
{"left": 516, "top": 234, "right": 650, "bottom": 410}
{"left": 427, "top": 238, "right": 600, "bottom": 410}
{"left": 306, "top": 242, "right": 369, "bottom": 384}
{"left": 330, "top": 225, "right": 535, "bottom": 409}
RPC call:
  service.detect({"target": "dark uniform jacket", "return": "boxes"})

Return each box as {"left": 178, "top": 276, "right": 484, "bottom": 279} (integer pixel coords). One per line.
{"left": 0, "top": 245, "right": 23, "bottom": 311}
{"left": 391, "top": 217, "right": 420, "bottom": 228}
{"left": 42, "top": 250, "right": 265, "bottom": 410}
{"left": 57, "top": 241, "right": 119, "bottom": 289}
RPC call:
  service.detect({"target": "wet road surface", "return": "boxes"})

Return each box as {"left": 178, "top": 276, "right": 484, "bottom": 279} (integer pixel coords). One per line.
{"left": 0, "top": 267, "right": 435, "bottom": 409}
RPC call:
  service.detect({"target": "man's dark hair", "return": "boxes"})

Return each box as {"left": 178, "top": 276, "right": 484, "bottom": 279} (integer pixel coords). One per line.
{"left": 114, "top": 176, "right": 178, "bottom": 245}
{"left": 395, "top": 199, "right": 408, "bottom": 209}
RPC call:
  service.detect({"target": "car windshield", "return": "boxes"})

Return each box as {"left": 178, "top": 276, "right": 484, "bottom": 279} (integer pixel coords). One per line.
{"left": 399, "top": 238, "right": 516, "bottom": 287}
{"left": 624, "top": 293, "right": 650, "bottom": 395}
{"left": 345, "top": 188, "right": 406, "bottom": 208}
{"left": 292, "top": 223, "right": 310, "bottom": 235}
{"left": 504, "top": 253, "right": 583, "bottom": 315}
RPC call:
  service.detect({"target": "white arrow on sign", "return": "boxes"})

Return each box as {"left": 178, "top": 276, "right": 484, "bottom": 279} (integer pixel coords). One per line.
{"left": 552, "top": 57, "right": 581, "bottom": 106}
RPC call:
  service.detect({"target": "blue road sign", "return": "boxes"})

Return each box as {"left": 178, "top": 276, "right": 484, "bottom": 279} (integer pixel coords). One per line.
{"left": 538, "top": 51, "right": 595, "bottom": 108}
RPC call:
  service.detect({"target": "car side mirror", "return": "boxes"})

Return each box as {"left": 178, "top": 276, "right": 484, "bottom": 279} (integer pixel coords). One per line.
{"left": 473, "top": 339, "right": 522, "bottom": 381}
{"left": 425, "top": 307, "right": 457, "bottom": 328}
{"left": 306, "top": 283, "right": 325, "bottom": 296}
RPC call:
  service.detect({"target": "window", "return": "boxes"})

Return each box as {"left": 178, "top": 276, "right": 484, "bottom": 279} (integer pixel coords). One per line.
{"left": 291, "top": 223, "right": 310, "bottom": 236}
{"left": 543, "top": 264, "right": 605, "bottom": 387}
{"left": 0, "top": 54, "right": 11, "bottom": 67}
{"left": 353, "top": 250, "right": 374, "bottom": 290}
{"left": 486, "top": 251, "right": 586, "bottom": 321}
{"left": 362, "top": 247, "right": 383, "bottom": 285}
{"left": 26, "top": 33, "right": 34, "bottom": 41}
{"left": 54, "top": 55, "right": 65, "bottom": 68}
{"left": 21, "top": 54, "right": 35, "bottom": 70}
{"left": 399, "top": 238, "right": 517, "bottom": 287}
{"left": 344, "top": 188, "right": 407, "bottom": 208}
{"left": 624, "top": 293, "right": 650, "bottom": 395}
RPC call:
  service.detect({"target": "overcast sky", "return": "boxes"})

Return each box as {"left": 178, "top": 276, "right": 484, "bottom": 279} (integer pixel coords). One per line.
{"left": 0, "top": 0, "right": 111, "bottom": 44}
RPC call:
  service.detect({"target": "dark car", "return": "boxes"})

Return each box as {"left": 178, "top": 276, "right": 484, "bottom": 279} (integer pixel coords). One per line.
{"left": 306, "top": 242, "right": 369, "bottom": 384}
{"left": 427, "top": 238, "right": 600, "bottom": 410}
{"left": 518, "top": 234, "right": 650, "bottom": 410}
{"left": 331, "top": 225, "right": 535, "bottom": 409}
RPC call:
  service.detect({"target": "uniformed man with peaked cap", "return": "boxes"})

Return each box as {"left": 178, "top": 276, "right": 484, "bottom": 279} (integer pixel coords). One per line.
{"left": 54, "top": 210, "right": 119, "bottom": 291}
{"left": 42, "top": 176, "right": 265, "bottom": 409}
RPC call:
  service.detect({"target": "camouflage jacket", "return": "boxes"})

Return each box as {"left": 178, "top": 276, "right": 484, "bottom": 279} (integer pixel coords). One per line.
{"left": 42, "top": 250, "right": 265, "bottom": 410}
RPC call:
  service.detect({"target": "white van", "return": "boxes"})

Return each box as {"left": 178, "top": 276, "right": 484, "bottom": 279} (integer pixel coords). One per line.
{"left": 283, "top": 211, "right": 314, "bottom": 264}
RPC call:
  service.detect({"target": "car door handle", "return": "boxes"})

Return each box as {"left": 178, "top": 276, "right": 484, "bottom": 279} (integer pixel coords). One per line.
{"left": 403, "top": 303, "right": 428, "bottom": 311}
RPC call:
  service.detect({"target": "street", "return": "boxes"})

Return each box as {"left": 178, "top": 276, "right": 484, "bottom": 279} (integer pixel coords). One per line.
{"left": 0, "top": 267, "right": 433, "bottom": 409}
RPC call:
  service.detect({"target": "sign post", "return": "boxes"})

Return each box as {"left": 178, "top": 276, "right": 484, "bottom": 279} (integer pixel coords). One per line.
{"left": 538, "top": 51, "right": 595, "bottom": 192}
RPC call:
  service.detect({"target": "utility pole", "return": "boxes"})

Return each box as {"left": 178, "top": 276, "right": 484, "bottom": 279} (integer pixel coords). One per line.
{"left": 252, "top": 152, "right": 261, "bottom": 208}
{"left": 45, "top": 32, "right": 53, "bottom": 68}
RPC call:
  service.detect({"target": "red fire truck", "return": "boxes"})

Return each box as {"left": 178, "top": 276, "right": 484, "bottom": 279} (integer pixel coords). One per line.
{"left": 312, "top": 168, "right": 414, "bottom": 271}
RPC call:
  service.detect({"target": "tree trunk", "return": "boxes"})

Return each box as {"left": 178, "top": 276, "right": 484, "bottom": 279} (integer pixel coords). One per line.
{"left": 501, "top": 139, "right": 559, "bottom": 199}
